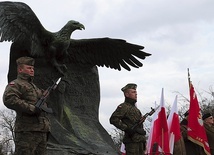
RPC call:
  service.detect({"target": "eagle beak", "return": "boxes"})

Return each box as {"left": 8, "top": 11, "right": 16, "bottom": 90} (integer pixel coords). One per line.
{"left": 79, "top": 24, "right": 85, "bottom": 30}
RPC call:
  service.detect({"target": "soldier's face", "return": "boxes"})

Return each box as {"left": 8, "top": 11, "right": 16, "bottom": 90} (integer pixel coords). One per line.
{"left": 18, "top": 64, "right": 34, "bottom": 77}
{"left": 204, "top": 116, "right": 214, "bottom": 125}
{"left": 126, "top": 89, "right": 137, "bottom": 101}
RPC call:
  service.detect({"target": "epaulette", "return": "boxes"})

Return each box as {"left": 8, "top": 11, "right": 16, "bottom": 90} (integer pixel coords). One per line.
{"left": 9, "top": 81, "right": 15, "bottom": 86}
{"left": 117, "top": 103, "right": 125, "bottom": 109}
{"left": 117, "top": 105, "right": 122, "bottom": 108}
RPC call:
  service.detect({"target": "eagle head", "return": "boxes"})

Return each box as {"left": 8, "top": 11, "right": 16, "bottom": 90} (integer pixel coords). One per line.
{"left": 65, "top": 20, "right": 85, "bottom": 31}
{"left": 57, "top": 20, "right": 85, "bottom": 40}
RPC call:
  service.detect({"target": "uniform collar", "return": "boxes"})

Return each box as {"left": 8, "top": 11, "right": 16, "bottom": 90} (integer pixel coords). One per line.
{"left": 125, "top": 97, "right": 137, "bottom": 105}
{"left": 17, "top": 72, "right": 34, "bottom": 82}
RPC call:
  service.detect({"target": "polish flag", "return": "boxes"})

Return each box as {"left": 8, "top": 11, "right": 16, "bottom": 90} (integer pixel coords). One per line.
{"left": 167, "top": 95, "right": 181, "bottom": 154}
{"left": 120, "top": 142, "right": 126, "bottom": 155}
{"left": 146, "top": 88, "right": 170, "bottom": 155}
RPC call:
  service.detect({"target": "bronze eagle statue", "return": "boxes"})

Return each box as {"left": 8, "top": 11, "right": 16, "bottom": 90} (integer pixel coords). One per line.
{"left": 0, "top": 1, "right": 151, "bottom": 75}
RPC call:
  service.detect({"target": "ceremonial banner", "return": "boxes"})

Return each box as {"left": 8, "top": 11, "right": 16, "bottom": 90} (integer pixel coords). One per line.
{"left": 187, "top": 69, "right": 211, "bottom": 155}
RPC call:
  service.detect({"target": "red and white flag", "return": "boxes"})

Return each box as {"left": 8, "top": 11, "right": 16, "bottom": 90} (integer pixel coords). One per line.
{"left": 167, "top": 95, "right": 181, "bottom": 154}
{"left": 187, "top": 70, "right": 211, "bottom": 155}
{"left": 120, "top": 142, "right": 126, "bottom": 155}
{"left": 146, "top": 101, "right": 158, "bottom": 155}
{"left": 146, "top": 88, "right": 170, "bottom": 155}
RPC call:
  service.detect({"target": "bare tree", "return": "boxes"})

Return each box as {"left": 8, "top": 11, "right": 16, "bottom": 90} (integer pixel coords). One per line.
{"left": 0, "top": 109, "right": 15, "bottom": 155}
{"left": 174, "top": 85, "right": 214, "bottom": 116}
{"left": 109, "top": 128, "right": 124, "bottom": 151}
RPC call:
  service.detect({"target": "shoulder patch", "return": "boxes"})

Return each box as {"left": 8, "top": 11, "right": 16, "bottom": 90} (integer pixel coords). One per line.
{"left": 117, "top": 105, "right": 122, "bottom": 108}
{"left": 9, "top": 81, "right": 15, "bottom": 86}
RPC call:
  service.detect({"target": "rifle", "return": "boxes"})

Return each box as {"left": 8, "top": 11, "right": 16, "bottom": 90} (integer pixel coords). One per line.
{"left": 35, "top": 77, "right": 61, "bottom": 113}
{"left": 151, "top": 142, "right": 158, "bottom": 155}
{"left": 131, "top": 106, "right": 160, "bottom": 130}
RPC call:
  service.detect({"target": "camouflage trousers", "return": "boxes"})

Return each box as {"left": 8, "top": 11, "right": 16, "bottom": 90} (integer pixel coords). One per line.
{"left": 14, "top": 131, "right": 48, "bottom": 155}
{"left": 125, "top": 142, "right": 145, "bottom": 155}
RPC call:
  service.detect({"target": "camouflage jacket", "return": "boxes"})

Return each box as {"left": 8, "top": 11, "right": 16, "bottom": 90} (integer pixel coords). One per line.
{"left": 204, "top": 123, "right": 214, "bottom": 154}
{"left": 180, "top": 119, "right": 204, "bottom": 155}
{"left": 173, "top": 135, "right": 186, "bottom": 155}
{"left": 3, "top": 73, "right": 50, "bottom": 132}
{"left": 110, "top": 97, "right": 146, "bottom": 143}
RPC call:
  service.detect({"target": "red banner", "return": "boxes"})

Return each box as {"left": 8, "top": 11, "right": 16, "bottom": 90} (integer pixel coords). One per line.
{"left": 187, "top": 82, "right": 211, "bottom": 155}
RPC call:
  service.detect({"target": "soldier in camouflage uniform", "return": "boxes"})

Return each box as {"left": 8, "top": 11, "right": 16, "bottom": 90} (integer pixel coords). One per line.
{"left": 180, "top": 111, "right": 204, "bottom": 155}
{"left": 202, "top": 112, "right": 214, "bottom": 155}
{"left": 173, "top": 128, "right": 186, "bottom": 155}
{"left": 3, "top": 56, "right": 50, "bottom": 155}
{"left": 110, "top": 83, "right": 146, "bottom": 155}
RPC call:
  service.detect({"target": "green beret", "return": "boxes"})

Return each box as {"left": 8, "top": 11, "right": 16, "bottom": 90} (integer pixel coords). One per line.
{"left": 202, "top": 112, "right": 212, "bottom": 120}
{"left": 16, "top": 56, "right": 35, "bottom": 66}
{"left": 121, "top": 83, "right": 137, "bottom": 92}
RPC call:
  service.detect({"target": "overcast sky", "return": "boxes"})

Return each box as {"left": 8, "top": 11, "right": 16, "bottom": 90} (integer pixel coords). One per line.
{"left": 0, "top": 0, "right": 214, "bottom": 132}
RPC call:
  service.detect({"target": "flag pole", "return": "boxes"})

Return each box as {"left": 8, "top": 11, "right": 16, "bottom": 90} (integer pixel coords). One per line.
{"left": 187, "top": 68, "right": 191, "bottom": 89}
{"left": 187, "top": 68, "right": 211, "bottom": 155}
{"left": 162, "top": 128, "right": 164, "bottom": 154}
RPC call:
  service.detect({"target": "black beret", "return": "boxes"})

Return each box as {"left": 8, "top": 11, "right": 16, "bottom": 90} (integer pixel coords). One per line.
{"left": 121, "top": 83, "right": 137, "bottom": 92}
{"left": 16, "top": 56, "right": 35, "bottom": 66}
{"left": 202, "top": 112, "right": 212, "bottom": 120}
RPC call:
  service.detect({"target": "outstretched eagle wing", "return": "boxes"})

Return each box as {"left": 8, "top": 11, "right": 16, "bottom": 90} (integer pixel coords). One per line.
{"left": 68, "top": 38, "right": 151, "bottom": 71}
{"left": 0, "top": 1, "right": 50, "bottom": 56}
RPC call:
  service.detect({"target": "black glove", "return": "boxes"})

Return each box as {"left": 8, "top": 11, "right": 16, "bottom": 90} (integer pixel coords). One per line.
{"left": 34, "top": 106, "right": 42, "bottom": 114}
{"left": 136, "top": 128, "right": 146, "bottom": 135}
{"left": 125, "top": 128, "right": 136, "bottom": 135}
